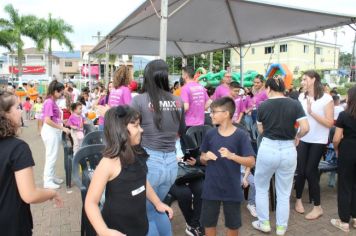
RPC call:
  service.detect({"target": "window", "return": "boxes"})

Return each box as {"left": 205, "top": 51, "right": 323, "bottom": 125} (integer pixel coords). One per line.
{"left": 304, "top": 45, "right": 309, "bottom": 53}
{"left": 316, "top": 47, "right": 322, "bottom": 55}
{"left": 264, "top": 46, "right": 274, "bottom": 54}
{"left": 251, "top": 48, "right": 255, "bottom": 55}
{"left": 279, "top": 44, "right": 287, "bottom": 53}
{"left": 65, "top": 61, "right": 72, "bottom": 67}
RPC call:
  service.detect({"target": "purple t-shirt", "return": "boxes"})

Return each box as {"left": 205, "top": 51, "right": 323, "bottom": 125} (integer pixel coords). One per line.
{"left": 66, "top": 114, "right": 83, "bottom": 130}
{"left": 253, "top": 90, "right": 268, "bottom": 109}
{"left": 42, "top": 98, "right": 61, "bottom": 124}
{"left": 233, "top": 96, "right": 246, "bottom": 122}
{"left": 181, "top": 82, "right": 209, "bottom": 126}
{"left": 108, "top": 86, "right": 132, "bottom": 107}
{"left": 211, "top": 84, "right": 230, "bottom": 100}
{"left": 98, "top": 95, "right": 108, "bottom": 125}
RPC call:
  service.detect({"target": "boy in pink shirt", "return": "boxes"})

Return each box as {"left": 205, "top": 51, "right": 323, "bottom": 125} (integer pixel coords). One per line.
{"left": 230, "top": 82, "right": 246, "bottom": 124}
{"left": 66, "top": 102, "right": 84, "bottom": 154}
{"left": 181, "top": 66, "right": 211, "bottom": 128}
{"left": 23, "top": 97, "right": 32, "bottom": 121}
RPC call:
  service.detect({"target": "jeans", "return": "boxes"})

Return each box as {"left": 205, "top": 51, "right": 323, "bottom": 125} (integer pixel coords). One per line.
{"left": 41, "top": 123, "right": 62, "bottom": 186}
{"left": 144, "top": 147, "right": 178, "bottom": 236}
{"left": 241, "top": 173, "right": 256, "bottom": 205}
{"left": 255, "top": 138, "right": 297, "bottom": 227}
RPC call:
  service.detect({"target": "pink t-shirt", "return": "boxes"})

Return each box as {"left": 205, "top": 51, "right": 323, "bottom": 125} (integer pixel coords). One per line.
{"left": 66, "top": 114, "right": 84, "bottom": 130}
{"left": 233, "top": 96, "right": 246, "bottom": 122}
{"left": 211, "top": 84, "right": 230, "bottom": 100}
{"left": 42, "top": 98, "right": 61, "bottom": 124}
{"left": 253, "top": 90, "right": 268, "bottom": 109}
{"left": 181, "top": 81, "right": 209, "bottom": 126}
{"left": 108, "top": 86, "right": 132, "bottom": 107}
{"left": 23, "top": 101, "right": 32, "bottom": 111}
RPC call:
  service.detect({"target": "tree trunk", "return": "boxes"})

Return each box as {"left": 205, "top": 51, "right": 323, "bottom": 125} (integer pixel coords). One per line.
{"left": 48, "top": 39, "right": 53, "bottom": 81}
{"left": 17, "top": 42, "right": 23, "bottom": 81}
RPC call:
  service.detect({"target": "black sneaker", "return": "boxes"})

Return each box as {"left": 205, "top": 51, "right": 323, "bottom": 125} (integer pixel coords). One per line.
{"left": 185, "top": 224, "right": 205, "bottom": 236}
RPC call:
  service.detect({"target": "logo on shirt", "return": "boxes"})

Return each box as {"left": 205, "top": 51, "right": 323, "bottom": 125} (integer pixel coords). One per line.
{"left": 148, "top": 100, "right": 182, "bottom": 111}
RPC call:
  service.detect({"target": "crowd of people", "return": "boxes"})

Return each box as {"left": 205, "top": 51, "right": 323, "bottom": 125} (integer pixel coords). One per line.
{"left": 0, "top": 59, "right": 356, "bottom": 236}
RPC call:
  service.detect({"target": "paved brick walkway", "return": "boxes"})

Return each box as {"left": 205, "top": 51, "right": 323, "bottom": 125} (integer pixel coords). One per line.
{"left": 21, "top": 120, "right": 352, "bottom": 236}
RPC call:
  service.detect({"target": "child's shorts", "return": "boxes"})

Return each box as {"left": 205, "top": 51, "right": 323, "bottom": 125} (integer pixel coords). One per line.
{"left": 201, "top": 199, "right": 241, "bottom": 229}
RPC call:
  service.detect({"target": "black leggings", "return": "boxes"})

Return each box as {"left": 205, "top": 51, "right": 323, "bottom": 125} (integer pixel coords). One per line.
{"left": 337, "top": 139, "right": 356, "bottom": 223}
{"left": 295, "top": 141, "right": 325, "bottom": 206}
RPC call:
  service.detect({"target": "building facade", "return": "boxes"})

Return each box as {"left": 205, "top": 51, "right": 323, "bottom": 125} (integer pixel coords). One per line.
{"left": 230, "top": 36, "right": 340, "bottom": 77}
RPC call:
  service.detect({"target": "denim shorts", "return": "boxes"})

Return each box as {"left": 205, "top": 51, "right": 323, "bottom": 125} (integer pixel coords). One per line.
{"left": 201, "top": 199, "right": 241, "bottom": 229}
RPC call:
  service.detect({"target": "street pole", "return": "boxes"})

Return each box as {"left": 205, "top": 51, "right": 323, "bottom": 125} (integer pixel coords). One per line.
{"left": 209, "top": 52, "right": 213, "bottom": 72}
{"left": 105, "top": 38, "right": 110, "bottom": 87}
{"left": 159, "top": 0, "right": 168, "bottom": 61}
{"left": 240, "top": 46, "right": 244, "bottom": 87}
{"left": 223, "top": 49, "right": 225, "bottom": 70}
{"left": 193, "top": 56, "right": 196, "bottom": 70}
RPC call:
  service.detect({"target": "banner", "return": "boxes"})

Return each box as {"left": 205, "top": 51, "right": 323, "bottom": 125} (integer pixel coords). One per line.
{"left": 81, "top": 65, "right": 99, "bottom": 76}
{"left": 9, "top": 66, "right": 46, "bottom": 74}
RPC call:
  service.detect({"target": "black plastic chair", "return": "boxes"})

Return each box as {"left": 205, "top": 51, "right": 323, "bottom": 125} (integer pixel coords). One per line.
{"left": 82, "top": 131, "right": 105, "bottom": 146}
{"left": 72, "top": 144, "right": 105, "bottom": 236}
{"left": 186, "top": 125, "right": 213, "bottom": 147}
{"left": 83, "top": 123, "right": 96, "bottom": 135}
{"left": 61, "top": 132, "right": 73, "bottom": 188}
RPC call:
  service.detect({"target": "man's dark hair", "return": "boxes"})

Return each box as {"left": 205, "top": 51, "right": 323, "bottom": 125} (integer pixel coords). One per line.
{"left": 230, "top": 81, "right": 241, "bottom": 89}
{"left": 182, "top": 66, "right": 195, "bottom": 79}
{"left": 210, "top": 97, "right": 236, "bottom": 119}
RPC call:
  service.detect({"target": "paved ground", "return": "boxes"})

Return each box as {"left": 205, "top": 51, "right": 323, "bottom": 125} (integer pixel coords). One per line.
{"left": 20, "top": 120, "right": 353, "bottom": 236}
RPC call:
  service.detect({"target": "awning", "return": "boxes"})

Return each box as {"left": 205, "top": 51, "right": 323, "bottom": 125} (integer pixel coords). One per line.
{"left": 90, "top": 0, "right": 356, "bottom": 57}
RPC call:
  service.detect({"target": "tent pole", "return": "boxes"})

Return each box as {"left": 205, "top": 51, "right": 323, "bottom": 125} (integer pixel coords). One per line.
{"left": 159, "top": 0, "right": 168, "bottom": 61}
{"left": 182, "top": 57, "right": 187, "bottom": 67}
{"left": 88, "top": 55, "right": 92, "bottom": 90}
{"left": 240, "top": 46, "right": 244, "bottom": 87}
{"left": 105, "top": 38, "right": 110, "bottom": 87}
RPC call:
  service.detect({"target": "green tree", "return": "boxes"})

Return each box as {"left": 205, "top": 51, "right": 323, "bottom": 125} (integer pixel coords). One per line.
{"left": 339, "top": 52, "right": 352, "bottom": 69}
{"left": 0, "top": 29, "right": 15, "bottom": 51}
{"left": 0, "top": 4, "right": 39, "bottom": 77}
{"left": 36, "top": 13, "right": 73, "bottom": 80}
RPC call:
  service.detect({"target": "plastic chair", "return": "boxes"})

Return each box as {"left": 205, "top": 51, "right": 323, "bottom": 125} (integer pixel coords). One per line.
{"left": 83, "top": 123, "right": 96, "bottom": 135}
{"left": 61, "top": 132, "right": 73, "bottom": 188}
{"left": 82, "top": 131, "right": 105, "bottom": 146}
{"left": 186, "top": 125, "right": 213, "bottom": 147}
{"left": 72, "top": 144, "right": 105, "bottom": 236}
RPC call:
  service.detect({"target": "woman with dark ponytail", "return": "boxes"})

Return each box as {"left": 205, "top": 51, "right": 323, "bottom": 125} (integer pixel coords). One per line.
{"left": 295, "top": 70, "right": 334, "bottom": 220}
{"left": 41, "top": 80, "right": 70, "bottom": 189}
{"left": 253, "top": 76, "right": 309, "bottom": 235}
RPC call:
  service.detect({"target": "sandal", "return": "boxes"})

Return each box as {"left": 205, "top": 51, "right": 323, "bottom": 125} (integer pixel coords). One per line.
{"left": 330, "top": 219, "right": 350, "bottom": 232}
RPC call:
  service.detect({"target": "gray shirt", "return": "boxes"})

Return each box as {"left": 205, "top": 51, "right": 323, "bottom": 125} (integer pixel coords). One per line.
{"left": 131, "top": 93, "right": 185, "bottom": 152}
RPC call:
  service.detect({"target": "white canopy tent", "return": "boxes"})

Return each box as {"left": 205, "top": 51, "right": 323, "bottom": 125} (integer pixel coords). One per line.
{"left": 90, "top": 0, "right": 356, "bottom": 83}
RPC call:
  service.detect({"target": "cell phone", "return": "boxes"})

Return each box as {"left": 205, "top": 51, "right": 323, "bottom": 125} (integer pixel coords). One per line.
{"left": 183, "top": 148, "right": 200, "bottom": 161}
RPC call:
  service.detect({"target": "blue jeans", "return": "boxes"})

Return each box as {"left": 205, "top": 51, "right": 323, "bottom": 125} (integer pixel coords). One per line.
{"left": 144, "top": 147, "right": 178, "bottom": 236}
{"left": 255, "top": 138, "right": 297, "bottom": 227}
{"left": 241, "top": 173, "right": 255, "bottom": 205}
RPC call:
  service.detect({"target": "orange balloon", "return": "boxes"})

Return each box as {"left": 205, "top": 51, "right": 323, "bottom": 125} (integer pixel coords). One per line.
{"left": 87, "top": 111, "right": 96, "bottom": 120}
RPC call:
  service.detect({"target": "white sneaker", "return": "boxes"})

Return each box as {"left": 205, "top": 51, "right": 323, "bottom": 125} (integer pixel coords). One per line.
{"left": 247, "top": 204, "right": 257, "bottom": 217}
{"left": 252, "top": 220, "right": 271, "bottom": 233}
{"left": 53, "top": 177, "right": 64, "bottom": 185}
{"left": 44, "top": 182, "right": 60, "bottom": 189}
{"left": 276, "top": 226, "right": 287, "bottom": 235}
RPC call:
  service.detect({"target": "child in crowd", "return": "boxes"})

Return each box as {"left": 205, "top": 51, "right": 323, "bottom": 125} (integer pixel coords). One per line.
{"left": 333, "top": 95, "right": 344, "bottom": 123}
{"left": 23, "top": 96, "right": 32, "bottom": 121}
{"left": 66, "top": 102, "right": 84, "bottom": 154}
{"left": 85, "top": 106, "right": 173, "bottom": 236}
{"left": 0, "top": 91, "right": 63, "bottom": 235}
{"left": 230, "top": 82, "right": 246, "bottom": 124}
{"left": 241, "top": 165, "right": 257, "bottom": 217}
{"left": 33, "top": 96, "right": 44, "bottom": 134}
{"left": 200, "top": 97, "right": 256, "bottom": 236}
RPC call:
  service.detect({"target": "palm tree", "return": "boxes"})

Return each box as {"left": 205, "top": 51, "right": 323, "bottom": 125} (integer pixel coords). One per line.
{"left": 0, "top": 4, "right": 39, "bottom": 77}
{"left": 36, "top": 14, "right": 73, "bottom": 80}
{"left": 0, "top": 29, "right": 14, "bottom": 51}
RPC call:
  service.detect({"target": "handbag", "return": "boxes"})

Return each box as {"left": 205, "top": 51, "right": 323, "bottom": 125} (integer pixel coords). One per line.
{"left": 175, "top": 162, "right": 204, "bottom": 185}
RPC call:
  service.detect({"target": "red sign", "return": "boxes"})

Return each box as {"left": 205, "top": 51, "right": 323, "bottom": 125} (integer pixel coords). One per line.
{"left": 81, "top": 65, "right": 99, "bottom": 77}
{"left": 9, "top": 66, "right": 46, "bottom": 74}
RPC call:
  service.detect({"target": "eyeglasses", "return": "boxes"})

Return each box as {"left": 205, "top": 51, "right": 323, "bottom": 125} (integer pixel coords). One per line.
{"left": 210, "top": 110, "right": 227, "bottom": 115}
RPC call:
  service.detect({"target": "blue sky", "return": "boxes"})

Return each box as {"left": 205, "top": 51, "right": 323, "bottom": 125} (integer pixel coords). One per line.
{"left": 0, "top": 0, "right": 355, "bottom": 53}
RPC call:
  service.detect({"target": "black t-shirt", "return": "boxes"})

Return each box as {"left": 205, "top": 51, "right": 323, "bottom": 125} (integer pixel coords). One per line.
{"left": 257, "top": 97, "right": 306, "bottom": 140}
{"left": 0, "top": 137, "right": 35, "bottom": 236}
{"left": 336, "top": 111, "right": 356, "bottom": 140}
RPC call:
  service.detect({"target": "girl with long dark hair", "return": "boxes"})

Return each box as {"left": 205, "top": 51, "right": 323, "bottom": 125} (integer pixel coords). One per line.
{"left": 330, "top": 86, "right": 356, "bottom": 232}
{"left": 131, "top": 59, "right": 185, "bottom": 236}
{"left": 85, "top": 106, "right": 172, "bottom": 236}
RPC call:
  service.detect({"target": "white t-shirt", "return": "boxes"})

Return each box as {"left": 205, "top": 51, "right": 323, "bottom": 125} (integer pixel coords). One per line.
{"left": 334, "top": 105, "right": 344, "bottom": 120}
{"left": 299, "top": 93, "right": 333, "bottom": 144}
